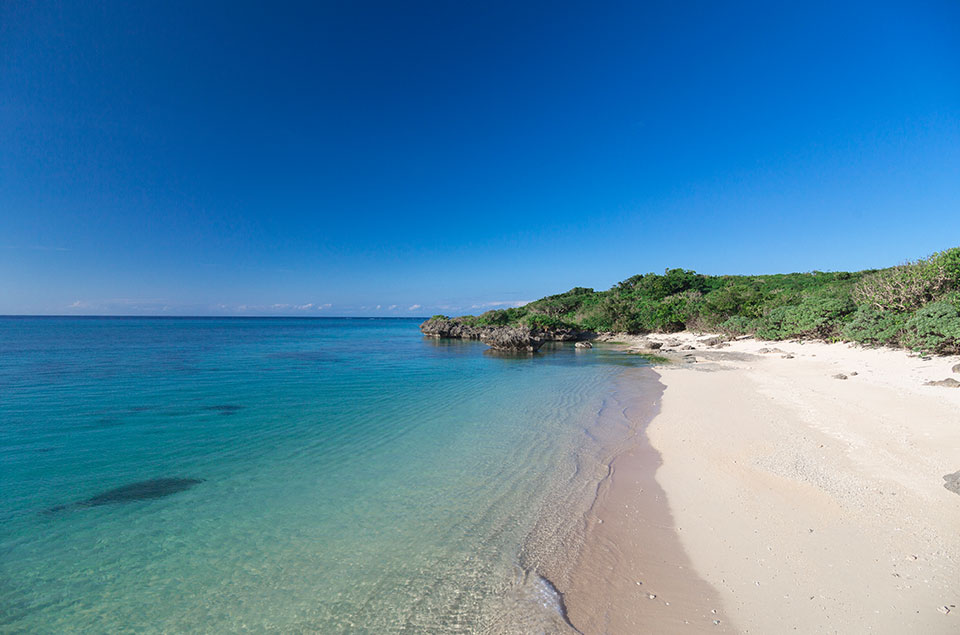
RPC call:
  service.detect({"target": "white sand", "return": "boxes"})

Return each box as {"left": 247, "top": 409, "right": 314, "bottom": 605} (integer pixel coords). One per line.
{"left": 623, "top": 333, "right": 960, "bottom": 633}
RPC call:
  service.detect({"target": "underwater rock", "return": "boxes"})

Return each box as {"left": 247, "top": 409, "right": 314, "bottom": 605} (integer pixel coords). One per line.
{"left": 47, "top": 478, "right": 205, "bottom": 513}
{"left": 204, "top": 405, "right": 244, "bottom": 415}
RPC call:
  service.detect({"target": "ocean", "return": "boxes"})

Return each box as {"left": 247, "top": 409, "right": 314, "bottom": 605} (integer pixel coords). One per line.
{"left": 0, "top": 317, "right": 657, "bottom": 633}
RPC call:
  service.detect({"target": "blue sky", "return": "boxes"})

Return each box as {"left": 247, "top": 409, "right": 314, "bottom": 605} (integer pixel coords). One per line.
{"left": 2, "top": 1, "right": 959, "bottom": 316}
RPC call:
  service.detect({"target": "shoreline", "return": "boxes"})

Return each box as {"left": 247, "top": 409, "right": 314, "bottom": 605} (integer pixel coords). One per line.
{"left": 565, "top": 333, "right": 960, "bottom": 633}
{"left": 553, "top": 367, "right": 730, "bottom": 633}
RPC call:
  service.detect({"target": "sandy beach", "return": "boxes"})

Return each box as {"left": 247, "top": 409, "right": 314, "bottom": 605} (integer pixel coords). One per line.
{"left": 564, "top": 334, "right": 960, "bottom": 634}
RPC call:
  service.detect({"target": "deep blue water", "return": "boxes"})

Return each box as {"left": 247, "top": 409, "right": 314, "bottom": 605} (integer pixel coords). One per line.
{"left": 0, "top": 317, "right": 654, "bottom": 633}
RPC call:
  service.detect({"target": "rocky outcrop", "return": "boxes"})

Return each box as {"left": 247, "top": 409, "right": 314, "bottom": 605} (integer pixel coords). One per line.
{"left": 575, "top": 341, "right": 593, "bottom": 349}
{"left": 419, "top": 317, "right": 486, "bottom": 340}
{"left": 636, "top": 339, "right": 663, "bottom": 350}
{"left": 419, "top": 317, "right": 591, "bottom": 352}
{"left": 925, "top": 378, "right": 960, "bottom": 388}
{"left": 480, "top": 327, "right": 544, "bottom": 352}
{"left": 944, "top": 471, "right": 960, "bottom": 496}
{"left": 699, "top": 336, "right": 729, "bottom": 348}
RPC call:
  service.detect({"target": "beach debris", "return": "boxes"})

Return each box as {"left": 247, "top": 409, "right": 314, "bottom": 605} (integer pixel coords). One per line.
{"left": 575, "top": 341, "right": 593, "bottom": 349}
{"left": 925, "top": 378, "right": 960, "bottom": 388}
{"left": 699, "top": 336, "right": 727, "bottom": 348}
{"left": 680, "top": 345, "right": 695, "bottom": 350}
{"left": 952, "top": 363, "right": 960, "bottom": 374}
{"left": 713, "top": 619, "right": 722, "bottom": 625}
{"left": 757, "top": 347, "right": 785, "bottom": 354}
{"left": 45, "top": 477, "right": 205, "bottom": 513}
{"left": 782, "top": 354, "right": 795, "bottom": 359}
{"left": 943, "top": 470, "right": 960, "bottom": 496}
{"left": 849, "top": 371, "right": 858, "bottom": 376}
{"left": 647, "top": 593, "right": 657, "bottom": 599}
{"left": 832, "top": 373, "right": 848, "bottom": 380}
{"left": 938, "top": 605, "right": 951, "bottom": 615}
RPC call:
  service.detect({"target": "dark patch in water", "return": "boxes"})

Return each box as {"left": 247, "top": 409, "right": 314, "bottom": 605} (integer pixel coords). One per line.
{"left": 203, "top": 404, "right": 243, "bottom": 415}
{"left": 45, "top": 478, "right": 205, "bottom": 514}
{"left": 93, "top": 417, "right": 125, "bottom": 428}
{"left": 128, "top": 406, "right": 151, "bottom": 413}
{"left": 266, "top": 351, "right": 331, "bottom": 361}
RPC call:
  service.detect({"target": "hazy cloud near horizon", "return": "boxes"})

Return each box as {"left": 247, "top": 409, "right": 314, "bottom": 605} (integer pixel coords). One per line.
{"left": 45, "top": 298, "right": 529, "bottom": 317}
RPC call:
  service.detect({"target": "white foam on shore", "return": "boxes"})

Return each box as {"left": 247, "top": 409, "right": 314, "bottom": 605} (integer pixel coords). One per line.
{"left": 530, "top": 574, "right": 566, "bottom": 616}
{"left": 478, "top": 568, "right": 578, "bottom": 634}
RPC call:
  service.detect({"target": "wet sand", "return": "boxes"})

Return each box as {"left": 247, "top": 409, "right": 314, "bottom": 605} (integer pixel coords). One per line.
{"left": 559, "top": 381, "right": 730, "bottom": 633}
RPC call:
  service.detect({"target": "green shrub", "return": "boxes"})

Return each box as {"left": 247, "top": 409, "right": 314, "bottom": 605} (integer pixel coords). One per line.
{"left": 841, "top": 306, "right": 907, "bottom": 347}
{"left": 526, "top": 287, "right": 594, "bottom": 318}
{"left": 900, "top": 295, "right": 960, "bottom": 354}
{"left": 719, "top": 315, "right": 757, "bottom": 335}
{"left": 755, "top": 295, "right": 855, "bottom": 340}
{"left": 523, "top": 314, "right": 573, "bottom": 330}
{"left": 853, "top": 248, "right": 960, "bottom": 312}
{"left": 474, "top": 310, "right": 509, "bottom": 326}
{"left": 928, "top": 247, "right": 960, "bottom": 287}
{"left": 754, "top": 306, "right": 793, "bottom": 340}
{"left": 429, "top": 247, "right": 960, "bottom": 354}
{"left": 575, "top": 308, "right": 617, "bottom": 333}
{"left": 633, "top": 291, "right": 701, "bottom": 332}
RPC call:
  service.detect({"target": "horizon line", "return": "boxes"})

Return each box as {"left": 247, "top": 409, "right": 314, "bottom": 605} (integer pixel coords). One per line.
{"left": 0, "top": 314, "right": 430, "bottom": 319}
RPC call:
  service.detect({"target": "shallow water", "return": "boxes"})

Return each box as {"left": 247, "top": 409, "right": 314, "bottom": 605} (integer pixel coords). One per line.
{"left": 0, "top": 317, "right": 655, "bottom": 632}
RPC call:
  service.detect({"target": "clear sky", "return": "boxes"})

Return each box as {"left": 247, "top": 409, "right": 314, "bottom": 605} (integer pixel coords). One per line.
{"left": 2, "top": 1, "right": 959, "bottom": 316}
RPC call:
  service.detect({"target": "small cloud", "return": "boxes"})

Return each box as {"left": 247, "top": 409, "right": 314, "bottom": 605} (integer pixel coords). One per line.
{"left": 296, "top": 303, "right": 314, "bottom": 310}
{"left": 375, "top": 305, "right": 382, "bottom": 310}
{"left": 388, "top": 304, "right": 398, "bottom": 310}
{"left": 408, "top": 304, "right": 422, "bottom": 311}
{"left": 68, "top": 300, "right": 87, "bottom": 308}
{"left": 469, "top": 300, "right": 532, "bottom": 309}
{"left": 319, "top": 303, "right": 332, "bottom": 309}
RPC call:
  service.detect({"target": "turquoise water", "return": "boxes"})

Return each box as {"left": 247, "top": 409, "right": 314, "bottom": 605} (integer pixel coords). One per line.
{"left": 0, "top": 317, "right": 655, "bottom": 633}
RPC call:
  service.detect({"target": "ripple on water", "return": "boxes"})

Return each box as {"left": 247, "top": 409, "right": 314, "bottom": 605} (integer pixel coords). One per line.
{"left": 0, "top": 318, "right": 656, "bottom": 632}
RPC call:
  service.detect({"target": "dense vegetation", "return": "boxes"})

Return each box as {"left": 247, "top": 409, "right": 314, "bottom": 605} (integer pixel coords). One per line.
{"left": 435, "top": 247, "right": 960, "bottom": 354}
